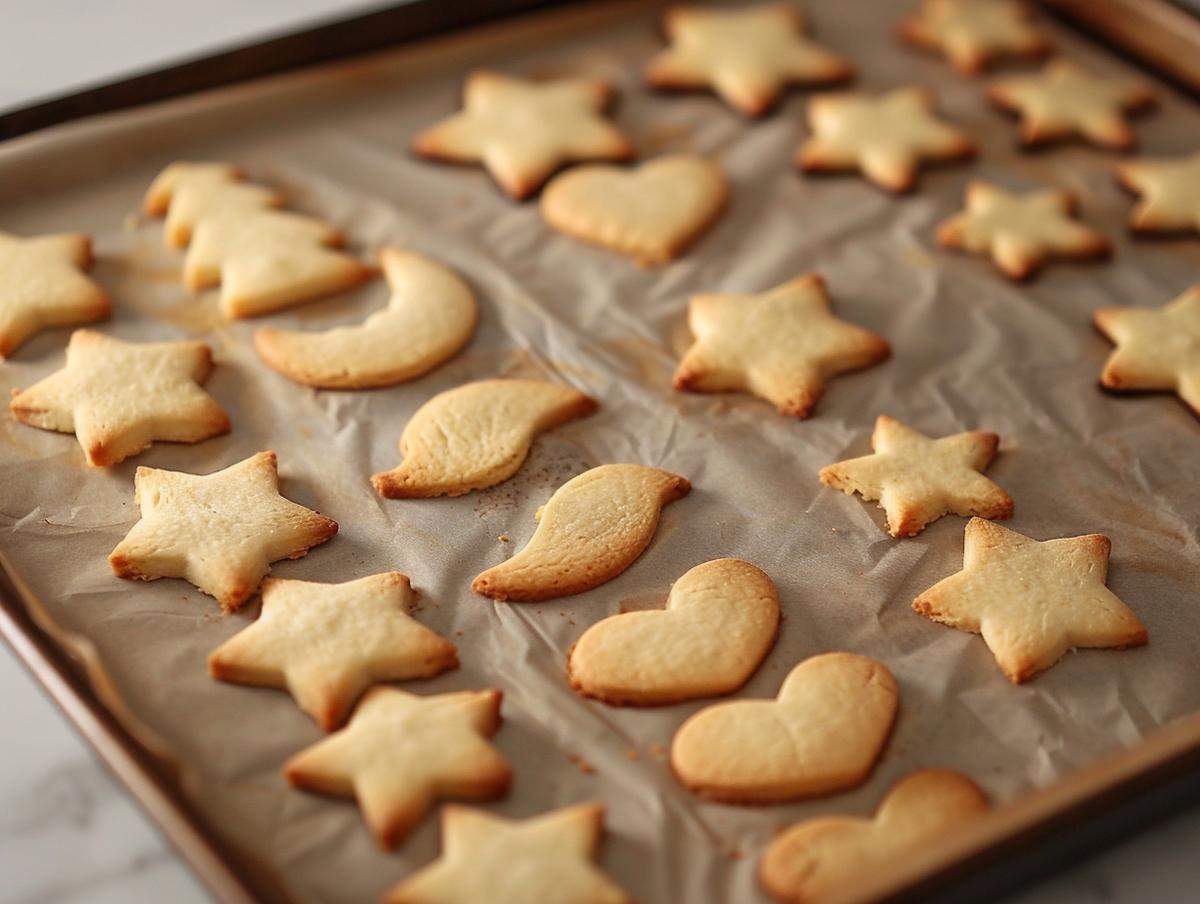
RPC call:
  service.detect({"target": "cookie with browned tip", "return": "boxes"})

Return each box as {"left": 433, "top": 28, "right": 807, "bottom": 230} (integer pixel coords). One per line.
{"left": 899, "top": 0, "right": 1050, "bottom": 75}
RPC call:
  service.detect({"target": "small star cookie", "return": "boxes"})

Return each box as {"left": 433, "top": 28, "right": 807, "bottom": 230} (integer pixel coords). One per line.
{"left": 109, "top": 451, "right": 337, "bottom": 611}
{"left": 899, "top": 0, "right": 1050, "bottom": 75}
{"left": 819, "top": 415, "right": 1013, "bottom": 537}
{"left": 796, "top": 87, "right": 975, "bottom": 192}
{"left": 0, "top": 231, "right": 110, "bottom": 358}
{"left": 10, "top": 329, "right": 230, "bottom": 467}
{"left": 673, "top": 273, "right": 889, "bottom": 418}
{"left": 1117, "top": 152, "right": 1200, "bottom": 235}
{"left": 208, "top": 572, "right": 458, "bottom": 730}
{"left": 413, "top": 71, "right": 634, "bottom": 200}
{"left": 643, "top": 3, "right": 851, "bottom": 117}
{"left": 913, "top": 518, "right": 1148, "bottom": 683}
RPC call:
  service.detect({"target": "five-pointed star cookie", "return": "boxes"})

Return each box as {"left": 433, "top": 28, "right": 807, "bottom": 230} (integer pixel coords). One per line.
{"left": 284, "top": 688, "right": 511, "bottom": 849}
{"left": 796, "top": 87, "right": 975, "bottom": 192}
{"left": 412, "top": 71, "right": 634, "bottom": 200}
{"left": 643, "top": 3, "right": 851, "bottom": 117}
{"left": 0, "top": 231, "right": 110, "bottom": 358}
{"left": 208, "top": 572, "right": 458, "bottom": 731}
{"left": 382, "top": 803, "right": 630, "bottom": 904}
{"left": 1094, "top": 286, "right": 1200, "bottom": 416}
{"left": 109, "top": 451, "right": 337, "bottom": 611}
{"left": 1117, "top": 152, "right": 1200, "bottom": 235}
{"left": 987, "top": 60, "right": 1154, "bottom": 150}
{"left": 899, "top": 0, "right": 1050, "bottom": 75}
{"left": 10, "top": 329, "right": 230, "bottom": 466}
{"left": 936, "top": 180, "right": 1110, "bottom": 280}
{"left": 819, "top": 416, "right": 1013, "bottom": 537}
{"left": 673, "top": 273, "right": 889, "bottom": 418}
{"left": 913, "top": 518, "right": 1147, "bottom": 683}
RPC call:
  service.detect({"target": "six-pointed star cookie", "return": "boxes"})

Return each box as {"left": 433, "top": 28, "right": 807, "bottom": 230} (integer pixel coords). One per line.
{"left": 899, "top": 0, "right": 1050, "bottom": 75}
{"left": 284, "top": 688, "right": 511, "bottom": 849}
{"left": 820, "top": 416, "right": 1013, "bottom": 537}
{"left": 913, "top": 518, "right": 1147, "bottom": 683}
{"left": 10, "top": 329, "right": 230, "bottom": 466}
{"left": 208, "top": 572, "right": 458, "bottom": 730}
{"left": 412, "top": 71, "right": 634, "bottom": 200}
{"left": 673, "top": 273, "right": 889, "bottom": 417}
{"left": 1094, "top": 286, "right": 1200, "bottom": 416}
{"left": 383, "top": 803, "right": 630, "bottom": 904}
{"left": 1117, "top": 152, "right": 1200, "bottom": 234}
{"left": 643, "top": 3, "right": 851, "bottom": 117}
{"left": 0, "top": 231, "right": 110, "bottom": 358}
{"left": 109, "top": 451, "right": 337, "bottom": 611}
{"left": 936, "top": 180, "right": 1110, "bottom": 280}
{"left": 796, "top": 87, "right": 975, "bottom": 192}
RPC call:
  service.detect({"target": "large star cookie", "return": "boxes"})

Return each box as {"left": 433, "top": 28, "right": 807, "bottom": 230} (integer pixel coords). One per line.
{"left": 413, "top": 71, "right": 634, "bottom": 200}
{"left": 913, "top": 518, "right": 1147, "bottom": 683}
{"left": 643, "top": 3, "right": 851, "bottom": 117}
{"left": 208, "top": 572, "right": 458, "bottom": 730}
{"left": 285, "top": 688, "right": 511, "bottom": 849}
{"left": 673, "top": 273, "right": 889, "bottom": 418}
{"left": 109, "top": 451, "right": 337, "bottom": 611}
{"left": 0, "top": 231, "right": 110, "bottom": 358}
{"left": 1117, "top": 152, "right": 1200, "bottom": 235}
{"left": 10, "top": 329, "right": 230, "bottom": 466}
{"left": 899, "top": 0, "right": 1050, "bottom": 75}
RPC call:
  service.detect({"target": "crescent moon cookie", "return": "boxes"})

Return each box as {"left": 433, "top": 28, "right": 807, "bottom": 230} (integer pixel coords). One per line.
{"left": 673, "top": 273, "right": 889, "bottom": 418}
{"left": 1117, "top": 152, "right": 1200, "bottom": 235}
{"left": 0, "top": 231, "right": 110, "bottom": 358}
{"left": 412, "top": 70, "right": 634, "bottom": 200}
{"left": 10, "top": 329, "right": 230, "bottom": 467}
{"left": 759, "top": 769, "right": 990, "bottom": 904}
{"left": 643, "top": 3, "right": 851, "bottom": 117}
{"left": 898, "top": 0, "right": 1050, "bottom": 75}
{"left": 819, "top": 415, "right": 1012, "bottom": 537}
{"left": 796, "top": 87, "right": 975, "bottom": 192}
{"left": 371, "top": 379, "right": 598, "bottom": 499}
{"left": 670, "top": 653, "right": 899, "bottom": 804}
{"left": 913, "top": 518, "right": 1148, "bottom": 683}
{"left": 472, "top": 463, "right": 691, "bottom": 603}
{"left": 254, "top": 249, "right": 477, "bottom": 389}
{"left": 109, "top": 451, "right": 338, "bottom": 612}
{"left": 284, "top": 688, "right": 511, "bottom": 849}
{"left": 208, "top": 572, "right": 458, "bottom": 731}
{"left": 540, "top": 154, "right": 728, "bottom": 266}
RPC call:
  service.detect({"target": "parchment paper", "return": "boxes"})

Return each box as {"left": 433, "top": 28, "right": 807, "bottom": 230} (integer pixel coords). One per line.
{"left": 2, "top": 2, "right": 1200, "bottom": 902}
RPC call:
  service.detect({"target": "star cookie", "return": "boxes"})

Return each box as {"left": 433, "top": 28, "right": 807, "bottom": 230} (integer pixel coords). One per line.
{"left": 913, "top": 518, "right": 1148, "bottom": 683}
{"left": 673, "top": 273, "right": 889, "bottom": 418}
{"left": 0, "top": 231, "right": 110, "bottom": 358}
{"left": 796, "top": 87, "right": 975, "bottom": 192}
{"left": 10, "top": 329, "right": 230, "bottom": 466}
{"left": 208, "top": 572, "right": 458, "bottom": 730}
{"left": 935, "top": 180, "right": 1110, "bottom": 279}
{"left": 643, "top": 3, "right": 851, "bottom": 117}
{"left": 413, "top": 71, "right": 634, "bottom": 200}
{"left": 899, "top": 0, "right": 1050, "bottom": 75}
{"left": 382, "top": 803, "right": 630, "bottom": 904}
{"left": 284, "top": 688, "right": 511, "bottom": 849}
{"left": 819, "top": 415, "right": 1013, "bottom": 537}
{"left": 1117, "top": 152, "right": 1200, "bottom": 235}
{"left": 109, "top": 451, "right": 337, "bottom": 611}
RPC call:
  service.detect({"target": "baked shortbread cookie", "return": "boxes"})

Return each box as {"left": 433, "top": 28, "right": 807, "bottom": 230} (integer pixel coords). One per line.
{"left": 109, "top": 451, "right": 337, "bottom": 611}
{"left": 472, "top": 464, "right": 690, "bottom": 602}
{"left": 796, "top": 87, "right": 975, "bottom": 192}
{"left": 254, "top": 248, "right": 477, "bottom": 389}
{"left": 670, "top": 652, "right": 898, "bottom": 803}
{"left": 899, "top": 0, "right": 1050, "bottom": 75}
{"left": 643, "top": 3, "right": 851, "bottom": 117}
{"left": 674, "top": 273, "right": 889, "bottom": 418}
{"left": 819, "top": 416, "right": 1012, "bottom": 537}
{"left": 1117, "top": 152, "right": 1200, "bottom": 235}
{"left": 568, "top": 558, "right": 779, "bottom": 705}
{"left": 208, "top": 572, "right": 458, "bottom": 730}
{"left": 10, "top": 330, "right": 230, "bottom": 467}
{"left": 0, "top": 231, "right": 110, "bottom": 358}
{"left": 913, "top": 518, "right": 1148, "bottom": 683}
{"left": 284, "top": 688, "right": 510, "bottom": 849}
{"left": 759, "top": 769, "right": 989, "bottom": 904}
{"left": 413, "top": 71, "right": 634, "bottom": 200}
{"left": 540, "top": 154, "right": 728, "bottom": 265}
{"left": 383, "top": 803, "right": 630, "bottom": 904}
{"left": 372, "top": 379, "right": 598, "bottom": 499}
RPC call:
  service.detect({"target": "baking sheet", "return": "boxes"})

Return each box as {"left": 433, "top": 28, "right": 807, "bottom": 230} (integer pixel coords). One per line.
{"left": 2, "top": 2, "right": 1200, "bottom": 902}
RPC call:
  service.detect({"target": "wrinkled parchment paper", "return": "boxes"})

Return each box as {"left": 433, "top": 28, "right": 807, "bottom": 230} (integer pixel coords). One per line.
{"left": 2, "top": 2, "right": 1200, "bottom": 901}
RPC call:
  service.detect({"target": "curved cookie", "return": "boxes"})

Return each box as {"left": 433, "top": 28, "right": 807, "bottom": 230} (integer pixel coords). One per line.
{"left": 899, "top": 0, "right": 1050, "bottom": 75}
{"left": 1118, "top": 152, "right": 1200, "bottom": 235}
